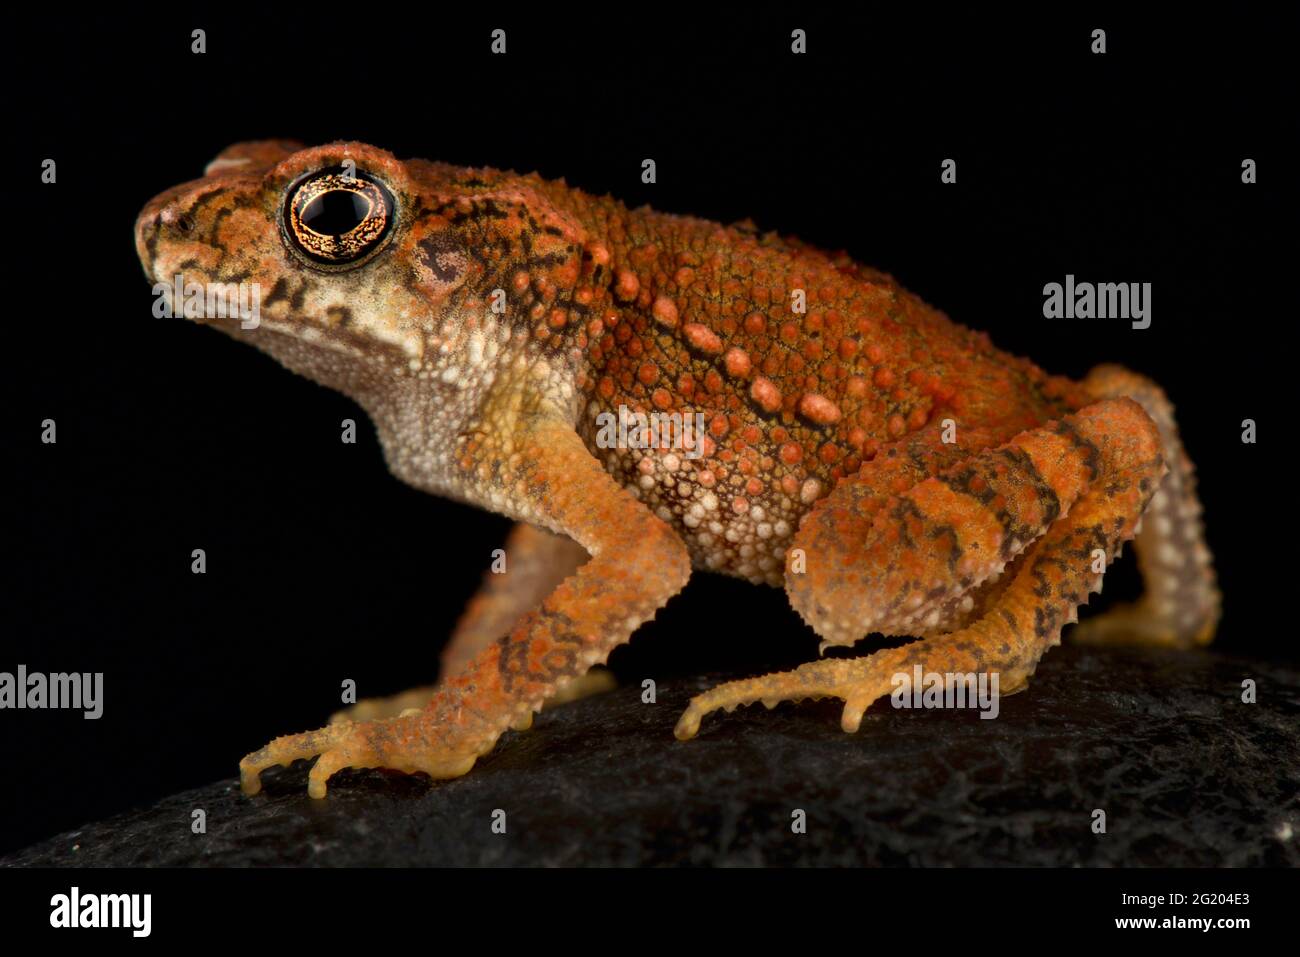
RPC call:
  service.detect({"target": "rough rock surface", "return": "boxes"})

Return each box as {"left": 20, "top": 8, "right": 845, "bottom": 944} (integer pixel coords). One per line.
{"left": 4, "top": 646, "right": 1297, "bottom": 867}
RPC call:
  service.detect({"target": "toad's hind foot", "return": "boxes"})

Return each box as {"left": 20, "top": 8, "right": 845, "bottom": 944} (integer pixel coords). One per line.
{"left": 673, "top": 640, "right": 1040, "bottom": 739}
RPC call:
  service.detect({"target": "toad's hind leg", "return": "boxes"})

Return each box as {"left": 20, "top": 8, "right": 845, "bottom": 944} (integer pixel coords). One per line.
{"left": 676, "top": 397, "right": 1163, "bottom": 738}
{"left": 1070, "top": 365, "right": 1220, "bottom": 647}
{"left": 786, "top": 401, "right": 1112, "bottom": 648}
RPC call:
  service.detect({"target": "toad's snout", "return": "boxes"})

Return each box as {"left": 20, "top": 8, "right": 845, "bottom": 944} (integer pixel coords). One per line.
{"left": 134, "top": 180, "right": 240, "bottom": 283}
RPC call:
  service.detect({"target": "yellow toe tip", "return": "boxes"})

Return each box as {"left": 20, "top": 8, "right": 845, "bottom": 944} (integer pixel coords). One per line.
{"left": 673, "top": 713, "right": 701, "bottom": 740}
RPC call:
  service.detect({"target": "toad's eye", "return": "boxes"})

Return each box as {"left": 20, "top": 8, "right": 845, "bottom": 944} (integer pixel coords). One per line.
{"left": 283, "top": 167, "right": 396, "bottom": 269}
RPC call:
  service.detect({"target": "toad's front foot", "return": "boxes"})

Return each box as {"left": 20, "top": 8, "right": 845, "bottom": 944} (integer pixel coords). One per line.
{"left": 240, "top": 695, "right": 499, "bottom": 798}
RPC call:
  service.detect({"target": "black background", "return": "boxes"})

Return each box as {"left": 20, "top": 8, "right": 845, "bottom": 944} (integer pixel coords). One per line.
{"left": 5, "top": 6, "right": 1293, "bottom": 856}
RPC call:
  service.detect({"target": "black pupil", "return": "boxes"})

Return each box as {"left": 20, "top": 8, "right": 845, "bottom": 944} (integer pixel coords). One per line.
{"left": 301, "top": 190, "right": 370, "bottom": 236}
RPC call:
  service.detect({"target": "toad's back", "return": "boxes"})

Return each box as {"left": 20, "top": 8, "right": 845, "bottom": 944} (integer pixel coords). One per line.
{"left": 549, "top": 190, "right": 1091, "bottom": 583}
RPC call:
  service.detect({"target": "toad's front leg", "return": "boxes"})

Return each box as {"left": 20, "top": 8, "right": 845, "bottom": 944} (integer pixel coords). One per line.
{"left": 326, "top": 522, "right": 598, "bottom": 728}
{"left": 240, "top": 418, "right": 691, "bottom": 798}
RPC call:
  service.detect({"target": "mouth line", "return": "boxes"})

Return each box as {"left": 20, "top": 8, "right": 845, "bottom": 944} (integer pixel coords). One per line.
{"left": 192, "top": 310, "right": 416, "bottom": 363}
{"left": 143, "top": 261, "right": 419, "bottom": 364}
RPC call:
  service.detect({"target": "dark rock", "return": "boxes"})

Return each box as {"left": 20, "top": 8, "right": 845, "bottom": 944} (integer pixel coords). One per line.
{"left": 4, "top": 646, "right": 1297, "bottom": 866}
